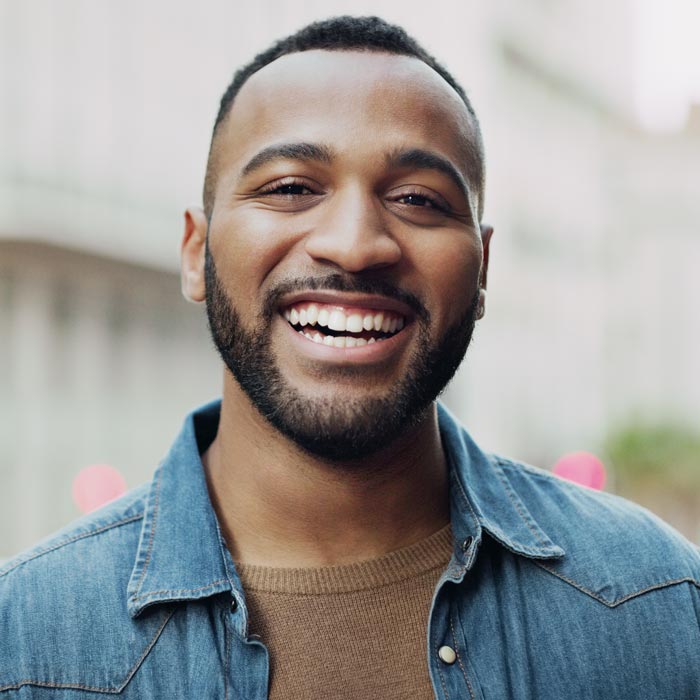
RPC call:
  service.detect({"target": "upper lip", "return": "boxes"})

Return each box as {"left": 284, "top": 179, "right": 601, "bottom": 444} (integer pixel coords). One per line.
{"left": 278, "top": 290, "right": 416, "bottom": 320}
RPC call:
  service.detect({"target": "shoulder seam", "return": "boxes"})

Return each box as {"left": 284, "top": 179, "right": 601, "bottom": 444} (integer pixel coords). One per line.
{"left": 536, "top": 560, "right": 700, "bottom": 607}
{"left": 0, "top": 513, "right": 144, "bottom": 579}
{"left": 0, "top": 606, "right": 174, "bottom": 693}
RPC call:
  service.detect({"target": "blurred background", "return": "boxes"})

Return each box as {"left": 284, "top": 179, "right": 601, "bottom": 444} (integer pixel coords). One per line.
{"left": 1, "top": 0, "right": 699, "bottom": 559}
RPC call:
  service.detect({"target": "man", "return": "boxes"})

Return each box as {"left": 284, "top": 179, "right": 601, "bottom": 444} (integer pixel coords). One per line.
{"left": 2, "top": 15, "right": 699, "bottom": 699}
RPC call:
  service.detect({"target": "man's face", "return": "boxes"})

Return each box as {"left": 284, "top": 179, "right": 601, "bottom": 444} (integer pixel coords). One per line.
{"left": 198, "top": 50, "right": 490, "bottom": 461}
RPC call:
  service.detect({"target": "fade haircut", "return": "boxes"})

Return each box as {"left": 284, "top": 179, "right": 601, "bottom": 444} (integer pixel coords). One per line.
{"left": 203, "top": 15, "right": 485, "bottom": 220}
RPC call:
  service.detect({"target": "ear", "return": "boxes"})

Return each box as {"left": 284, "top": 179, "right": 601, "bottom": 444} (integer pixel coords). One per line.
{"left": 181, "top": 207, "right": 208, "bottom": 303}
{"left": 477, "top": 223, "right": 494, "bottom": 319}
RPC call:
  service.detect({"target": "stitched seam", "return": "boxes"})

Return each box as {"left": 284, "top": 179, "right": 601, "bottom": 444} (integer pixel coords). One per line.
{"left": 132, "top": 465, "right": 164, "bottom": 596}
{"left": 453, "top": 472, "right": 480, "bottom": 534}
{"left": 431, "top": 601, "right": 449, "bottom": 700}
{"left": 492, "top": 460, "right": 549, "bottom": 547}
{"left": 224, "top": 610, "right": 230, "bottom": 700}
{"left": 0, "top": 514, "right": 144, "bottom": 578}
{"left": 0, "top": 680, "right": 122, "bottom": 693}
{"left": 117, "top": 608, "right": 174, "bottom": 690}
{"left": 0, "top": 608, "right": 174, "bottom": 693}
{"left": 131, "top": 579, "right": 229, "bottom": 601}
{"left": 610, "top": 578, "right": 700, "bottom": 605}
{"left": 450, "top": 613, "right": 474, "bottom": 699}
{"left": 436, "top": 651, "right": 450, "bottom": 700}
{"left": 536, "top": 561, "right": 700, "bottom": 607}
{"left": 448, "top": 466, "right": 481, "bottom": 559}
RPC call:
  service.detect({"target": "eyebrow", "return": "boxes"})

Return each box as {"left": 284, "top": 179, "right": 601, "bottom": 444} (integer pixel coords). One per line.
{"left": 386, "top": 148, "right": 470, "bottom": 202}
{"left": 240, "top": 142, "right": 335, "bottom": 178}
{"left": 238, "top": 142, "right": 473, "bottom": 213}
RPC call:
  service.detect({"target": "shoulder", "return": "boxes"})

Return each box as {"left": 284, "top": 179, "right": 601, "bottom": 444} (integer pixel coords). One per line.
{"left": 1, "top": 483, "right": 147, "bottom": 584}
{"left": 0, "top": 484, "right": 164, "bottom": 692}
{"left": 493, "top": 454, "right": 700, "bottom": 606}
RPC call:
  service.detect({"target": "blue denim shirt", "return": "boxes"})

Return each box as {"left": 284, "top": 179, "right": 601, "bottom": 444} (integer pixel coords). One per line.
{"left": 2, "top": 400, "right": 700, "bottom": 698}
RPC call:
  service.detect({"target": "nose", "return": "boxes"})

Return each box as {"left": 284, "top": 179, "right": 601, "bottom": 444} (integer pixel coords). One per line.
{"left": 303, "top": 187, "right": 402, "bottom": 273}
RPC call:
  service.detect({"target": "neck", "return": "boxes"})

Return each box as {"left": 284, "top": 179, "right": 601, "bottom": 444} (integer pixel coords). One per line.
{"left": 203, "top": 376, "right": 450, "bottom": 568}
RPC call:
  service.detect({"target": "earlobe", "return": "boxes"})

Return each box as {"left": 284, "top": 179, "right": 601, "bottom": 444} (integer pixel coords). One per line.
{"left": 479, "top": 223, "right": 494, "bottom": 290}
{"left": 476, "top": 223, "right": 493, "bottom": 320}
{"left": 181, "top": 207, "right": 208, "bottom": 303}
{"left": 476, "top": 289, "right": 486, "bottom": 319}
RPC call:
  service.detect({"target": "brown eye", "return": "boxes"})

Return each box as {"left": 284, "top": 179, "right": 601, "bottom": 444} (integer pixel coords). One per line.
{"left": 259, "top": 177, "right": 317, "bottom": 197}
{"left": 390, "top": 188, "right": 451, "bottom": 214}
{"left": 270, "top": 183, "right": 314, "bottom": 196}
{"left": 399, "top": 193, "right": 438, "bottom": 208}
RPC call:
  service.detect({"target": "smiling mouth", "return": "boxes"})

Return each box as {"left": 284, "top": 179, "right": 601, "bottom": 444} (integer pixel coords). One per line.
{"left": 281, "top": 302, "right": 407, "bottom": 348}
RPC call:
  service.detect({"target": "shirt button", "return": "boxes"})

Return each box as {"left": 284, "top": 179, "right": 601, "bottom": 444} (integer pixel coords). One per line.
{"left": 461, "top": 536, "right": 473, "bottom": 552}
{"left": 230, "top": 598, "right": 238, "bottom": 613}
{"left": 438, "top": 645, "right": 457, "bottom": 665}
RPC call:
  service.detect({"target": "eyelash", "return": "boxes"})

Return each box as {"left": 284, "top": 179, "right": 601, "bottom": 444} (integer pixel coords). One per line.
{"left": 257, "top": 179, "right": 450, "bottom": 213}
{"left": 393, "top": 189, "right": 449, "bottom": 212}
{"left": 258, "top": 177, "right": 317, "bottom": 196}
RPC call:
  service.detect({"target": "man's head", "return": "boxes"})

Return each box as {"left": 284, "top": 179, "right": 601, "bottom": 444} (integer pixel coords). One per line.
{"left": 181, "top": 16, "right": 493, "bottom": 462}
{"left": 202, "top": 15, "right": 486, "bottom": 222}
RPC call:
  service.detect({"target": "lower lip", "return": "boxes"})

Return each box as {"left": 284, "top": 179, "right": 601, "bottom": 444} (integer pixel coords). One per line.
{"left": 281, "top": 316, "right": 413, "bottom": 364}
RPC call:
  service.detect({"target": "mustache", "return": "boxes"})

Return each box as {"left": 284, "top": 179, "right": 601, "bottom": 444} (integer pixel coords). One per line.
{"left": 262, "top": 274, "right": 430, "bottom": 322}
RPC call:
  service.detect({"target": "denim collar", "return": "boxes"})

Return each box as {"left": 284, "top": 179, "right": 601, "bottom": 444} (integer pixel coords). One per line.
{"left": 437, "top": 403, "right": 564, "bottom": 567}
{"left": 127, "top": 400, "right": 564, "bottom": 617}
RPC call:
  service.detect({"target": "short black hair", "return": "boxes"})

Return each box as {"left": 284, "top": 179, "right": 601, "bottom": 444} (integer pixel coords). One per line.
{"left": 203, "top": 15, "right": 485, "bottom": 219}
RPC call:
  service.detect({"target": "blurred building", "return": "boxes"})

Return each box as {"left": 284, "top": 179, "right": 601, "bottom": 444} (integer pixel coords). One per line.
{"left": 1, "top": 0, "right": 699, "bottom": 556}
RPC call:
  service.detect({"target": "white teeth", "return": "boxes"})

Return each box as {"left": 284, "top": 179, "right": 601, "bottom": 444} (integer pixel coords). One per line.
{"left": 306, "top": 304, "right": 319, "bottom": 326}
{"left": 328, "top": 310, "right": 346, "bottom": 332}
{"left": 323, "top": 335, "right": 334, "bottom": 346}
{"left": 346, "top": 313, "right": 364, "bottom": 333}
{"left": 333, "top": 336, "right": 346, "bottom": 348}
{"left": 313, "top": 333, "right": 323, "bottom": 344}
{"left": 368, "top": 337, "right": 376, "bottom": 344}
{"left": 345, "top": 336, "right": 357, "bottom": 348}
{"left": 356, "top": 338, "right": 368, "bottom": 346}
{"left": 286, "top": 303, "right": 405, "bottom": 337}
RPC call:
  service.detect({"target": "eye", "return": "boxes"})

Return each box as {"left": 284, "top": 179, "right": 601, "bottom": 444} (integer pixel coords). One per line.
{"left": 389, "top": 187, "right": 451, "bottom": 214}
{"left": 398, "top": 193, "right": 441, "bottom": 209}
{"left": 259, "top": 177, "right": 317, "bottom": 197}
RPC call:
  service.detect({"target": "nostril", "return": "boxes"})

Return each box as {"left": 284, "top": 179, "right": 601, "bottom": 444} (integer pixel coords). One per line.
{"left": 303, "top": 229, "right": 402, "bottom": 273}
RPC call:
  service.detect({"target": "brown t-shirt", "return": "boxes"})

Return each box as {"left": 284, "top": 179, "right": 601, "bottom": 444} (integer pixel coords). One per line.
{"left": 236, "top": 524, "right": 453, "bottom": 700}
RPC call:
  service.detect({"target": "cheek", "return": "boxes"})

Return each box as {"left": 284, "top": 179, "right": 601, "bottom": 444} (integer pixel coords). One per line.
{"left": 413, "top": 234, "right": 483, "bottom": 325}
{"left": 208, "top": 207, "right": 306, "bottom": 306}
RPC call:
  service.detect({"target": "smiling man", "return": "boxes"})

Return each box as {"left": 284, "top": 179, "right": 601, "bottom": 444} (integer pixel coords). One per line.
{"left": 2, "top": 15, "right": 700, "bottom": 700}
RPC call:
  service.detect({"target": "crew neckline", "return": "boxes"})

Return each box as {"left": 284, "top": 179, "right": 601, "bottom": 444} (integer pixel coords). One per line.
{"left": 235, "top": 523, "right": 453, "bottom": 594}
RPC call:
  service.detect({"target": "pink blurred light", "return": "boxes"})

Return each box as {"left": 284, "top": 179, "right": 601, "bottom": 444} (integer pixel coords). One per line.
{"left": 72, "top": 464, "right": 127, "bottom": 514}
{"left": 552, "top": 452, "right": 606, "bottom": 491}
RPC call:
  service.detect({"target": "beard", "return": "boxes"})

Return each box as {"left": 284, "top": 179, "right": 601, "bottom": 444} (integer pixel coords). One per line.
{"left": 204, "top": 246, "right": 479, "bottom": 463}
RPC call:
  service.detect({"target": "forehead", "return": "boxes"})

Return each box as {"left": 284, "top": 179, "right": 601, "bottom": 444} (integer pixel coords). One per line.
{"left": 216, "top": 50, "right": 478, "bottom": 177}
